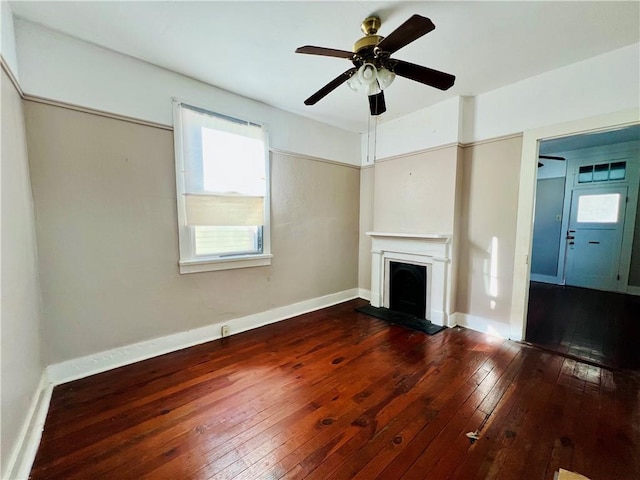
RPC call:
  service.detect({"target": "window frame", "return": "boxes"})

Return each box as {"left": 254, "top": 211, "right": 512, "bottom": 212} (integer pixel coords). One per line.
{"left": 173, "top": 99, "right": 272, "bottom": 274}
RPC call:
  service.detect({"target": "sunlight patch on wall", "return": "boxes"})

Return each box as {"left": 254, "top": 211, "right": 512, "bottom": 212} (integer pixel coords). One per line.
{"left": 483, "top": 236, "right": 500, "bottom": 310}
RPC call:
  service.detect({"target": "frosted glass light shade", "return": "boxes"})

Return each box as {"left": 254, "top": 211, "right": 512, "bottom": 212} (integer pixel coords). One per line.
{"left": 347, "top": 75, "right": 362, "bottom": 91}
{"left": 377, "top": 68, "right": 396, "bottom": 90}
{"left": 358, "top": 63, "right": 378, "bottom": 85}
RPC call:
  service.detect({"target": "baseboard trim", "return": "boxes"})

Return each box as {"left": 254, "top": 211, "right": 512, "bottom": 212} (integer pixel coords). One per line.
{"left": 450, "top": 312, "right": 512, "bottom": 339}
{"left": 530, "top": 274, "right": 561, "bottom": 284}
{"left": 626, "top": 285, "right": 640, "bottom": 296}
{"left": 3, "top": 372, "right": 53, "bottom": 480}
{"left": 358, "top": 288, "right": 371, "bottom": 301}
{"left": 47, "top": 288, "right": 360, "bottom": 386}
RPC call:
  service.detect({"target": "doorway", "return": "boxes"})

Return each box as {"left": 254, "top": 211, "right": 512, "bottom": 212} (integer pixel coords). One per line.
{"left": 530, "top": 125, "right": 639, "bottom": 293}
{"left": 525, "top": 124, "right": 640, "bottom": 369}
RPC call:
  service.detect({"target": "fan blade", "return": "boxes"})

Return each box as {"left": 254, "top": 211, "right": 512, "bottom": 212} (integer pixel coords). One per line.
{"left": 538, "top": 155, "right": 566, "bottom": 161}
{"left": 391, "top": 60, "right": 455, "bottom": 90}
{"left": 295, "top": 45, "right": 355, "bottom": 59}
{"left": 368, "top": 91, "right": 386, "bottom": 116}
{"left": 304, "top": 68, "right": 357, "bottom": 105}
{"left": 376, "top": 15, "right": 435, "bottom": 55}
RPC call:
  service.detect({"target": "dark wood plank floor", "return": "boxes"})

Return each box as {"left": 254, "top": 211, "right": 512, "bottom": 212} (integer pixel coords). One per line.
{"left": 526, "top": 282, "right": 640, "bottom": 371}
{"left": 31, "top": 299, "right": 640, "bottom": 479}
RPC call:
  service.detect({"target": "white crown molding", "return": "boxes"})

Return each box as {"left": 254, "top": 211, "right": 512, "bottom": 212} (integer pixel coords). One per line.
{"left": 270, "top": 148, "right": 361, "bottom": 169}
{"left": 22, "top": 94, "right": 173, "bottom": 131}
{"left": 369, "top": 132, "right": 524, "bottom": 166}
{"left": 460, "top": 132, "right": 524, "bottom": 148}
{"left": 374, "top": 142, "right": 460, "bottom": 164}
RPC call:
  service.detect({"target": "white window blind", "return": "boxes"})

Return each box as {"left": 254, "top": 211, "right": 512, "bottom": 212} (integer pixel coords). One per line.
{"left": 174, "top": 101, "right": 271, "bottom": 273}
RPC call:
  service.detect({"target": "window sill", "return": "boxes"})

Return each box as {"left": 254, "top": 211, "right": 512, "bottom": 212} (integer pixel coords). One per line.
{"left": 178, "top": 253, "right": 273, "bottom": 274}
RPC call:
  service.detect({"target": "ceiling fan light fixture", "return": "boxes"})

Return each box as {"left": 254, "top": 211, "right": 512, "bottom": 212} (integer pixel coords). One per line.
{"left": 296, "top": 14, "right": 455, "bottom": 112}
{"left": 347, "top": 75, "right": 362, "bottom": 92}
{"left": 377, "top": 67, "right": 396, "bottom": 90}
{"left": 357, "top": 63, "right": 378, "bottom": 85}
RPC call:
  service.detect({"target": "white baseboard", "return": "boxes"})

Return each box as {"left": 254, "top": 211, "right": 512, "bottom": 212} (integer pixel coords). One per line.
{"left": 626, "top": 285, "right": 640, "bottom": 296}
{"left": 358, "top": 288, "right": 371, "bottom": 301}
{"left": 530, "top": 274, "right": 561, "bottom": 284}
{"left": 450, "top": 312, "right": 512, "bottom": 339}
{"left": 3, "top": 372, "right": 53, "bottom": 480}
{"left": 47, "top": 288, "right": 360, "bottom": 386}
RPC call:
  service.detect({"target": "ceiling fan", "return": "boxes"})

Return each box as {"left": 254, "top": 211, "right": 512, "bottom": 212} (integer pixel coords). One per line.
{"left": 538, "top": 155, "right": 566, "bottom": 168}
{"left": 295, "top": 14, "right": 456, "bottom": 116}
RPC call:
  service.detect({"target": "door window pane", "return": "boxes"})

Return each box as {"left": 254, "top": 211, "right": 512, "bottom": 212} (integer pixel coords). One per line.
{"left": 593, "top": 164, "right": 609, "bottom": 182}
{"left": 609, "top": 161, "right": 626, "bottom": 180}
{"left": 576, "top": 193, "right": 620, "bottom": 223}
{"left": 578, "top": 165, "right": 593, "bottom": 183}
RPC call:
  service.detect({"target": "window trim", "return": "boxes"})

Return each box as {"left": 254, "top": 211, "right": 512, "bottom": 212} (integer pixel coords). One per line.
{"left": 173, "top": 99, "right": 272, "bottom": 274}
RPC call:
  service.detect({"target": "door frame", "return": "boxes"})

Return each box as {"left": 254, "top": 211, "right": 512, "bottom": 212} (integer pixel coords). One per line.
{"left": 561, "top": 145, "right": 639, "bottom": 289}
{"left": 509, "top": 108, "right": 640, "bottom": 341}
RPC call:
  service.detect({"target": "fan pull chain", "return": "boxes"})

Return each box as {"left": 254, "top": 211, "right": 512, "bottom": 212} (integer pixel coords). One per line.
{"left": 366, "top": 114, "right": 371, "bottom": 164}
{"left": 373, "top": 115, "right": 378, "bottom": 163}
{"left": 366, "top": 114, "right": 379, "bottom": 164}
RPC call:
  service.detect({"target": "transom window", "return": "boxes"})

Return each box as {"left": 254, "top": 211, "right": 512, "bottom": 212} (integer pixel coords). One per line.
{"left": 578, "top": 161, "right": 626, "bottom": 183}
{"left": 173, "top": 101, "right": 272, "bottom": 273}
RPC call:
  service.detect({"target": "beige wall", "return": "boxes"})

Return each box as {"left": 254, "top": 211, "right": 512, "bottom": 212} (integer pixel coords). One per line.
{"left": 457, "top": 136, "right": 523, "bottom": 325}
{"left": 358, "top": 166, "right": 374, "bottom": 290}
{"left": 24, "top": 101, "right": 359, "bottom": 364}
{"left": 373, "top": 146, "right": 459, "bottom": 234}
{"left": 1, "top": 70, "right": 44, "bottom": 475}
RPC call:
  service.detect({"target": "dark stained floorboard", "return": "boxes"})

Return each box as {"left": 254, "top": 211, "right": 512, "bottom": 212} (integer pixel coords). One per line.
{"left": 30, "top": 299, "right": 640, "bottom": 479}
{"left": 526, "top": 282, "right": 640, "bottom": 371}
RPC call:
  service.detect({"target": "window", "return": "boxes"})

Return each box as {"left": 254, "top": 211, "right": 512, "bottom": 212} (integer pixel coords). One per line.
{"left": 576, "top": 193, "right": 620, "bottom": 223}
{"left": 173, "top": 101, "right": 271, "bottom": 273}
{"left": 577, "top": 161, "right": 626, "bottom": 183}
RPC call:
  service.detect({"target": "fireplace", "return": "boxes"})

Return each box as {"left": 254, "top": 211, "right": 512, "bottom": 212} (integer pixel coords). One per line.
{"left": 367, "top": 232, "right": 452, "bottom": 327}
{"left": 390, "top": 262, "right": 427, "bottom": 319}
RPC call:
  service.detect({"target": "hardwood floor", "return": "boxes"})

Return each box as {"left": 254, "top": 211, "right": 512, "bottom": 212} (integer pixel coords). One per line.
{"left": 526, "top": 282, "right": 640, "bottom": 371}
{"left": 31, "top": 299, "right": 640, "bottom": 479}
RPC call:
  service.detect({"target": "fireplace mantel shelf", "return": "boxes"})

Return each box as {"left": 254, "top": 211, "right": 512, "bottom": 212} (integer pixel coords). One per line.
{"left": 366, "top": 232, "right": 452, "bottom": 242}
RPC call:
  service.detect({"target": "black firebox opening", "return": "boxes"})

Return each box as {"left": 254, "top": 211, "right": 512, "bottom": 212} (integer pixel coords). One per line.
{"left": 356, "top": 260, "right": 445, "bottom": 335}
{"left": 390, "top": 262, "right": 427, "bottom": 320}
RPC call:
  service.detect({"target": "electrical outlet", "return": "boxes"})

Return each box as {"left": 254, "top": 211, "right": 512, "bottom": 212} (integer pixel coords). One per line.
{"left": 221, "top": 325, "right": 229, "bottom": 337}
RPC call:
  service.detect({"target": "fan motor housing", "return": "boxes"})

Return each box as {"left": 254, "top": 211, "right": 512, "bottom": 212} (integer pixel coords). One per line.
{"left": 353, "top": 35, "right": 383, "bottom": 53}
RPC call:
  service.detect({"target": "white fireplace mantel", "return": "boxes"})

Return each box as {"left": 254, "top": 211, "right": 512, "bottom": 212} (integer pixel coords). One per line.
{"left": 366, "top": 232, "right": 453, "bottom": 327}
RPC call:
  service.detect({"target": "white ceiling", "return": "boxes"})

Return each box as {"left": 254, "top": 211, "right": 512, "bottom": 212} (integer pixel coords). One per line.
{"left": 540, "top": 123, "right": 640, "bottom": 155}
{"left": 9, "top": 1, "right": 640, "bottom": 133}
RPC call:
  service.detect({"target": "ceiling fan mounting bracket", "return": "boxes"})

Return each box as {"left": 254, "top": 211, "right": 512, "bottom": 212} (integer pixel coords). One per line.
{"left": 361, "top": 16, "right": 381, "bottom": 35}
{"left": 354, "top": 16, "right": 384, "bottom": 54}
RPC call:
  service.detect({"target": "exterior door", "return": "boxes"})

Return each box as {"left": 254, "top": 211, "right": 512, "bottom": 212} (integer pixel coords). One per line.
{"left": 564, "top": 185, "right": 627, "bottom": 291}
